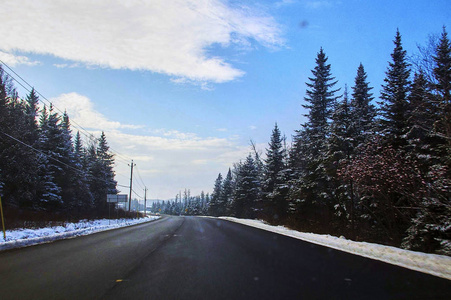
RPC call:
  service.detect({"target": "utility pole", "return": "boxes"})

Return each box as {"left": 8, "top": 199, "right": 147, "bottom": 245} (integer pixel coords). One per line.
{"left": 144, "top": 187, "right": 148, "bottom": 216}
{"left": 128, "top": 160, "right": 136, "bottom": 212}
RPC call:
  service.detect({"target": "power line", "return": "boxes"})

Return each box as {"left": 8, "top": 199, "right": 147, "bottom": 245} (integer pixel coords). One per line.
{"left": 132, "top": 189, "right": 144, "bottom": 200}
{"left": 0, "top": 60, "right": 132, "bottom": 165}
{"left": 0, "top": 60, "right": 153, "bottom": 202}
{"left": 116, "top": 173, "right": 131, "bottom": 181}
{"left": 133, "top": 165, "right": 146, "bottom": 190}
{"left": 134, "top": 165, "right": 146, "bottom": 186}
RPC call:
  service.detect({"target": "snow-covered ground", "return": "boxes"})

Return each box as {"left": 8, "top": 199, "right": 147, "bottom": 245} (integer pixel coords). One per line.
{"left": 0, "top": 216, "right": 160, "bottom": 251}
{"left": 219, "top": 217, "right": 451, "bottom": 281}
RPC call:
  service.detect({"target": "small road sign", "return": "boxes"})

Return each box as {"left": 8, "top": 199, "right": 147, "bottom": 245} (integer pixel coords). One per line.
{"left": 107, "top": 194, "right": 128, "bottom": 203}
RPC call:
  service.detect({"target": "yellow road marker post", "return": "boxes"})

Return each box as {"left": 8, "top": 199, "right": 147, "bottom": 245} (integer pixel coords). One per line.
{"left": 0, "top": 196, "right": 5, "bottom": 241}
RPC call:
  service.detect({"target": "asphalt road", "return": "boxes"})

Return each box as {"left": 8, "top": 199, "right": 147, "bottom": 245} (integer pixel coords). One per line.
{"left": 0, "top": 216, "right": 450, "bottom": 299}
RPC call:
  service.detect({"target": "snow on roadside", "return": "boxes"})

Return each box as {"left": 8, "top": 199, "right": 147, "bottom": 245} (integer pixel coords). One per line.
{"left": 0, "top": 216, "right": 160, "bottom": 251}
{"left": 219, "top": 216, "right": 451, "bottom": 281}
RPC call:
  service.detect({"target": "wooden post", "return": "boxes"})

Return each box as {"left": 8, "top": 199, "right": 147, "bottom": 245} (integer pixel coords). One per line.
{"left": 0, "top": 196, "right": 6, "bottom": 241}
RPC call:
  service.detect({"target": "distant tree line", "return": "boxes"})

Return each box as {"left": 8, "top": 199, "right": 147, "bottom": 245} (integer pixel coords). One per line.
{"left": 0, "top": 70, "right": 118, "bottom": 215}
{"left": 150, "top": 189, "right": 210, "bottom": 216}
{"left": 202, "top": 28, "right": 450, "bottom": 255}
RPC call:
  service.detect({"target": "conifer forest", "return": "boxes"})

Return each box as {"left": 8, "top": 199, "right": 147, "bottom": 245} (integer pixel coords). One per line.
{"left": 1, "top": 28, "right": 450, "bottom": 255}
{"left": 157, "top": 28, "right": 451, "bottom": 255}
{"left": 0, "top": 74, "right": 118, "bottom": 216}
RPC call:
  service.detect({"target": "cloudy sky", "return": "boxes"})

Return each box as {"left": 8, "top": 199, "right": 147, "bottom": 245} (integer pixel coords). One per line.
{"left": 1, "top": 0, "right": 450, "bottom": 199}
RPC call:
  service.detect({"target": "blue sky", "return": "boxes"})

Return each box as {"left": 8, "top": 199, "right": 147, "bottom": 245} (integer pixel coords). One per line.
{"left": 1, "top": 0, "right": 450, "bottom": 199}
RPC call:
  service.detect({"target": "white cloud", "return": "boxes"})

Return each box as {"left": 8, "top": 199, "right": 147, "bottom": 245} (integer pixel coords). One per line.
{"left": 0, "top": 51, "right": 40, "bottom": 67}
{"left": 53, "top": 63, "right": 81, "bottom": 69}
{"left": 50, "top": 92, "right": 249, "bottom": 199}
{"left": 0, "top": 0, "right": 283, "bottom": 83}
{"left": 50, "top": 93, "right": 142, "bottom": 131}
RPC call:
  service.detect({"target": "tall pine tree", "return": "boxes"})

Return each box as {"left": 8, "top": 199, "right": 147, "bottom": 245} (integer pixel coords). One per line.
{"left": 379, "top": 30, "right": 411, "bottom": 145}
{"left": 232, "top": 155, "right": 261, "bottom": 219}
{"left": 263, "top": 123, "right": 288, "bottom": 223}
{"left": 351, "top": 63, "right": 376, "bottom": 145}
{"left": 298, "top": 48, "right": 340, "bottom": 223}
{"left": 208, "top": 173, "right": 222, "bottom": 216}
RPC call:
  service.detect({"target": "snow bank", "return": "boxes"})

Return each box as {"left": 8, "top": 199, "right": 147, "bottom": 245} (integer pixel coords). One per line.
{"left": 219, "top": 217, "right": 451, "bottom": 280}
{"left": 0, "top": 216, "right": 160, "bottom": 251}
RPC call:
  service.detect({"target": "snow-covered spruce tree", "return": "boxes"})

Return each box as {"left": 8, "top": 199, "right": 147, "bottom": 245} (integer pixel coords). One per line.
{"left": 36, "top": 105, "right": 62, "bottom": 208}
{"left": 326, "top": 85, "right": 355, "bottom": 233}
{"left": 38, "top": 105, "right": 77, "bottom": 209}
{"left": 303, "top": 48, "right": 340, "bottom": 157}
{"left": 208, "top": 173, "right": 222, "bottom": 216}
{"left": 292, "top": 47, "right": 340, "bottom": 229}
{"left": 408, "top": 72, "right": 436, "bottom": 134}
{"left": 351, "top": 63, "right": 376, "bottom": 145}
{"left": 220, "top": 168, "right": 234, "bottom": 216}
{"left": 58, "top": 111, "right": 79, "bottom": 209}
{"left": 71, "top": 131, "right": 94, "bottom": 211}
{"left": 20, "top": 88, "right": 42, "bottom": 207}
{"left": 233, "top": 154, "right": 261, "bottom": 219}
{"left": 432, "top": 27, "right": 451, "bottom": 166}
{"left": 406, "top": 71, "right": 438, "bottom": 173}
{"left": 200, "top": 191, "right": 208, "bottom": 215}
{"left": 204, "top": 193, "right": 211, "bottom": 215}
{"left": 263, "top": 123, "right": 288, "bottom": 223}
{"left": 0, "top": 71, "right": 40, "bottom": 208}
{"left": 90, "top": 131, "right": 118, "bottom": 213}
{"left": 286, "top": 128, "right": 308, "bottom": 217}
{"left": 402, "top": 27, "right": 451, "bottom": 255}
{"left": 379, "top": 30, "right": 411, "bottom": 147}
{"left": 24, "top": 88, "right": 40, "bottom": 146}
{"left": 84, "top": 142, "right": 98, "bottom": 209}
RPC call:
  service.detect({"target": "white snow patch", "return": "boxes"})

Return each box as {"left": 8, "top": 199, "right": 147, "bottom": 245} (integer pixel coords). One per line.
{"left": 0, "top": 216, "right": 160, "bottom": 251}
{"left": 218, "top": 217, "right": 451, "bottom": 280}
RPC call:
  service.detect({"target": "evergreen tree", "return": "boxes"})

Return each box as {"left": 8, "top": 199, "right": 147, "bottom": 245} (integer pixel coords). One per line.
{"left": 72, "top": 131, "right": 94, "bottom": 210}
{"left": 90, "top": 132, "right": 118, "bottom": 212}
{"left": 327, "top": 85, "right": 353, "bottom": 219}
{"left": 24, "top": 88, "right": 40, "bottom": 145}
{"left": 351, "top": 63, "right": 376, "bottom": 145}
{"left": 40, "top": 104, "right": 74, "bottom": 208}
{"left": 0, "top": 70, "right": 38, "bottom": 207}
{"left": 74, "top": 131, "right": 83, "bottom": 160}
{"left": 303, "top": 48, "right": 340, "bottom": 154}
{"left": 85, "top": 142, "right": 99, "bottom": 209}
{"left": 59, "top": 111, "right": 78, "bottom": 209}
{"left": 36, "top": 105, "right": 62, "bottom": 208}
{"left": 432, "top": 27, "right": 451, "bottom": 166}
{"left": 379, "top": 30, "right": 411, "bottom": 144}
{"left": 433, "top": 27, "right": 451, "bottom": 113}
{"left": 297, "top": 47, "right": 340, "bottom": 218}
{"left": 402, "top": 27, "right": 451, "bottom": 255}
{"left": 286, "top": 128, "right": 308, "bottom": 213}
{"left": 408, "top": 72, "right": 436, "bottom": 133}
{"left": 406, "top": 71, "right": 438, "bottom": 174}
{"left": 263, "top": 123, "right": 288, "bottom": 223}
{"left": 232, "top": 154, "right": 261, "bottom": 219}
{"left": 208, "top": 173, "right": 222, "bottom": 216}
{"left": 329, "top": 85, "right": 353, "bottom": 163}
{"left": 220, "top": 168, "right": 234, "bottom": 216}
